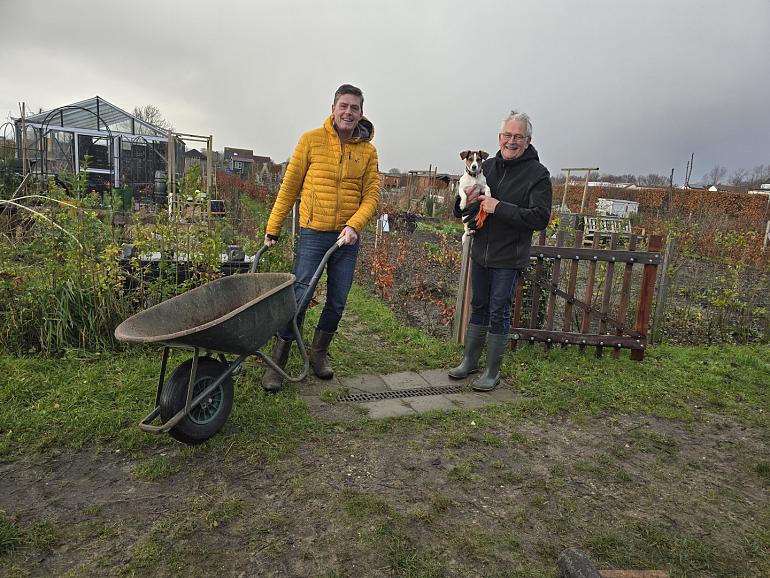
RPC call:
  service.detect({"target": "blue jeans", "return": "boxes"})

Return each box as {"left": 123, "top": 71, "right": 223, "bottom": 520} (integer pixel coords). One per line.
{"left": 277, "top": 228, "right": 360, "bottom": 340}
{"left": 469, "top": 261, "right": 519, "bottom": 336}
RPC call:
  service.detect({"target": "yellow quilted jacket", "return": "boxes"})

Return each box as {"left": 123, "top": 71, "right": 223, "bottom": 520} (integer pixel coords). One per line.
{"left": 266, "top": 115, "right": 380, "bottom": 237}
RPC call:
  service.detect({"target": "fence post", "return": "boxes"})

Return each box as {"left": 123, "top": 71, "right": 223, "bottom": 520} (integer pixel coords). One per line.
{"left": 596, "top": 233, "right": 619, "bottom": 358}
{"left": 651, "top": 236, "right": 676, "bottom": 344}
{"left": 631, "top": 235, "right": 663, "bottom": 361}
{"left": 579, "top": 234, "right": 601, "bottom": 353}
{"left": 453, "top": 236, "right": 473, "bottom": 344}
{"left": 562, "top": 229, "right": 583, "bottom": 334}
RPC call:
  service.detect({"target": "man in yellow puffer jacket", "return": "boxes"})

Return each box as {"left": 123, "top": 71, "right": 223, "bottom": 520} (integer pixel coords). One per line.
{"left": 261, "top": 84, "right": 380, "bottom": 392}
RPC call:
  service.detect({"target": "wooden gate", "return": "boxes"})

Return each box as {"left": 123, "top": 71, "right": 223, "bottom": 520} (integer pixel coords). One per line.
{"left": 455, "top": 230, "right": 663, "bottom": 361}
{"left": 512, "top": 230, "right": 662, "bottom": 360}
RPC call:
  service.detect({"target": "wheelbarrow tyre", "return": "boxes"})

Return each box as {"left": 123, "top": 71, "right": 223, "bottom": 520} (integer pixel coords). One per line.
{"left": 159, "top": 357, "right": 234, "bottom": 445}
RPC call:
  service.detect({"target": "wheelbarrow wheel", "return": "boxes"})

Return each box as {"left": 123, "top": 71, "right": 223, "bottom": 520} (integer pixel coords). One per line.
{"left": 159, "top": 357, "right": 234, "bottom": 444}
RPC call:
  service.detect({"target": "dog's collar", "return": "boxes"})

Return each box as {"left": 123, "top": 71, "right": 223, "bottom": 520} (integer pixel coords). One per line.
{"left": 465, "top": 167, "right": 480, "bottom": 177}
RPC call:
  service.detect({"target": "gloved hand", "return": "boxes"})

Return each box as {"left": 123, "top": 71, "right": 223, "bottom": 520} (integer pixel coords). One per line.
{"left": 461, "top": 201, "right": 482, "bottom": 229}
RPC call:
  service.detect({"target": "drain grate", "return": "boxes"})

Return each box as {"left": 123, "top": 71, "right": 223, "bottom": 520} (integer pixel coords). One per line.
{"left": 336, "top": 384, "right": 467, "bottom": 403}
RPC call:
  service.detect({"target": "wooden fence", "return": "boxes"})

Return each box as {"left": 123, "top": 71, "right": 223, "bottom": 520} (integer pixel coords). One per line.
{"left": 455, "top": 230, "right": 663, "bottom": 361}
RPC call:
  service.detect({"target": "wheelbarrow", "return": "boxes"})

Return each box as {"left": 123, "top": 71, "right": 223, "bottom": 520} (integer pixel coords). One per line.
{"left": 114, "top": 240, "right": 343, "bottom": 444}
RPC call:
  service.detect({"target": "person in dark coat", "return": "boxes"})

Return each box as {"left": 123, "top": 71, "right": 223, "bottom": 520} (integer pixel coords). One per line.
{"left": 449, "top": 110, "right": 553, "bottom": 391}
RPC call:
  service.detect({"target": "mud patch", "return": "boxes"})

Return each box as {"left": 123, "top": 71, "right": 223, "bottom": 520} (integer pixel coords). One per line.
{"left": 2, "top": 412, "right": 767, "bottom": 577}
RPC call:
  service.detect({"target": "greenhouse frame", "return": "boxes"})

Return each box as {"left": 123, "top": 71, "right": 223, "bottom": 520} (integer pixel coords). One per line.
{"left": 14, "top": 96, "right": 184, "bottom": 197}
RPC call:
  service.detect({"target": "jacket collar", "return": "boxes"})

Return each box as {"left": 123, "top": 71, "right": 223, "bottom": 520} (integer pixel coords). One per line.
{"left": 325, "top": 115, "right": 375, "bottom": 143}
{"left": 493, "top": 144, "right": 540, "bottom": 167}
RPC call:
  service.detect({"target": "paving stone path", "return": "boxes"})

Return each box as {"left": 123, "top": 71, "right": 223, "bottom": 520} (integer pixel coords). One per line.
{"left": 299, "top": 368, "right": 522, "bottom": 422}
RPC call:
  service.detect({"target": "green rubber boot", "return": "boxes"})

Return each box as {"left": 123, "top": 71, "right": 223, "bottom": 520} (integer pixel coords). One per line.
{"left": 310, "top": 328, "right": 335, "bottom": 380}
{"left": 262, "top": 336, "right": 291, "bottom": 393}
{"left": 448, "top": 324, "right": 489, "bottom": 379}
{"left": 472, "top": 333, "right": 508, "bottom": 392}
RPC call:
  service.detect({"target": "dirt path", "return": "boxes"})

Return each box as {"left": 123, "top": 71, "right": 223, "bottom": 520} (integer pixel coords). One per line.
{"left": 2, "top": 410, "right": 768, "bottom": 577}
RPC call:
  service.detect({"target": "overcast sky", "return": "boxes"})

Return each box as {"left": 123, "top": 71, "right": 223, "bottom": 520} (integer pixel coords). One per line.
{"left": 1, "top": 0, "right": 768, "bottom": 184}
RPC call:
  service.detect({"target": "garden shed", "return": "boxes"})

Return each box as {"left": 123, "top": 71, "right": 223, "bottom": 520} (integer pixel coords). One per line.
{"left": 14, "top": 96, "right": 184, "bottom": 196}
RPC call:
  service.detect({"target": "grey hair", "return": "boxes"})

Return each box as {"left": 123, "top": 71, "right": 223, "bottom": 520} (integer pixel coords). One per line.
{"left": 334, "top": 84, "right": 364, "bottom": 107}
{"left": 500, "top": 110, "right": 532, "bottom": 137}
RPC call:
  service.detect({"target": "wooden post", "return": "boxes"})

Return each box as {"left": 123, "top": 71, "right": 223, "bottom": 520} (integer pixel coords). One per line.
{"left": 613, "top": 234, "right": 637, "bottom": 359}
{"left": 561, "top": 169, "right": 571, "bottom": 211}
{"left": 167, "top": 131, "right": 172, "bottom": 218}
{"left": 631, "top": 235, "right": 663, "bottom": 361}
{"left": 764, "top": 220, "right": 770, "bottom": 250}
{"left": 453, "top": 235, "right": 473, "bottom": 344}
{"left": 579, "top": 234, "right": 601, "bottom": 352}
{"left": 529, "top": 230, "right": 547, "bottom": 331}
{"left": 651, "top": 237, "right": 675, "bottom": 344}
{"left": 406, "top": 172, "right": 413, "bottom": 211}
{"left": 20, "top": 102, "right": 31, "bottom": 178}
{"left": 562, "top": 230, "right": 583, "bottom": 334}
{"left": 596, "top": 233, "right": 619, "bottom": 358}
{"left": 544, "top": 229, "right": 565, "bottom": 349}
{"left": 206, "top": 135, "right": 213, "bottom": 200}
{"left": 580, "top": 170, "right": 590, "bottom": 213}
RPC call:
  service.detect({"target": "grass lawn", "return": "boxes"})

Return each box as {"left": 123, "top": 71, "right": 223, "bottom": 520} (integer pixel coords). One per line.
{"left": 1, "top": 283, "right": 768, "bottom": 577}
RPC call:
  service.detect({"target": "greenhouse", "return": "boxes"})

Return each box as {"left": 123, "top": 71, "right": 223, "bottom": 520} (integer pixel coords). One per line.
{"left": 13, "top": 96, "right": 184, "bottom": 198}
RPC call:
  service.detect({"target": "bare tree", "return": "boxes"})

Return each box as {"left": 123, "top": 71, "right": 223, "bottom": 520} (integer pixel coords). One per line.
{"left": 594, "top": 173, "right": 637, "bottom": 184}
{"left": 133, "top": 104, "right": 172, "bottom": 130}
{"left": 638, "top": 173, "right": 668, "bottom": 187}
{"left": 748, "top": 164, "right": 770, "bottom": 189}
{"left": 702, "top": 164, "right": 727, "bottom": 187}
{"left": 388, "top": 168, "right": 401, "bottom": 174}
{"left": 729, "top": 168, "right": 748, "bottom": 190}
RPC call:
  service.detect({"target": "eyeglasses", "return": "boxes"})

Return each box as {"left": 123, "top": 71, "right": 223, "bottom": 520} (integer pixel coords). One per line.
{"left": 499, "top": 132, "right": 528, "bottom": 143}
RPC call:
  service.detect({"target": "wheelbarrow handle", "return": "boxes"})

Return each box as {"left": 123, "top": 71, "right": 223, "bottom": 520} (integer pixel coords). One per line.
{"left": 296, "top": 238, "right": 344, "bottom": 314}
{"left": 249, "top": 243, "right": 271, "bottom": 273}
{"left": 251, "top": 237, "right": 344, "bottom": 275}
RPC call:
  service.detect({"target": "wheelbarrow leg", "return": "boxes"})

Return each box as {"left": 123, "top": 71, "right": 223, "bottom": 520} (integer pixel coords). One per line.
{"left": 184, "top": 348, "right": 200, "bottom": 414}
{"left": 155, "top": 346, "right": 171, "bottom": 407}
{"left": 254, "top": 316, "right": 310, "bottom": 384}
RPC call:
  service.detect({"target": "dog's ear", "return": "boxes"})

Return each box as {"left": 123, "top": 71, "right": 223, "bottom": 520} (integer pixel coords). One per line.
{"left": 460, "top": 150, "right": 471, "bottom": 160}
{"left": 478, "top": 150, "right": 489, "bottom": 160}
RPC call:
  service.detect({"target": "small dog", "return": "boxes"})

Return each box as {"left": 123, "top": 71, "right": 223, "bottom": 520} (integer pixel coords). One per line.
{"left": 458, "top": 150, "right": 491, "bottom": 240}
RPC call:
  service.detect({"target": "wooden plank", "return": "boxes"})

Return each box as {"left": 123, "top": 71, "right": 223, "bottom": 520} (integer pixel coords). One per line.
{"left": 562, "top": 230, "right": 583, "bottom": 334}
{"left": 544, "top": 229, "right": 565, "bottom": 350}
{"left": 579, "top": 234, "right": 601, "bottom": 352}
{"left": 631, "top": 235, "right": 663, "bottom": 361}
{"left": 531, "top": 245, "right": 660, "bottom": 265}
{"left": 613, "top": 234, "right": 637, "bottom": 359}
{"left": 596, "top": 233, "right": 619, "bottom": 358}
{"left": 512, "top": 328, "right": 645, "bottom": 349}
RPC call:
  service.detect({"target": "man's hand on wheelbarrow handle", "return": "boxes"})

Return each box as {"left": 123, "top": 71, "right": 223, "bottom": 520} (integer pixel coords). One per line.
{"left": 337, "top": 225, "right": 357, "bottom": 246}
{"left": 264, "top": 233, "right": 279, "bottom": 247}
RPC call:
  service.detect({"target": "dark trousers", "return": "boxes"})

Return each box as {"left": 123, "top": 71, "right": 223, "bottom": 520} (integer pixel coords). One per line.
{"left": 278, "top": 228, "right": 360, "bottom": 340}
{"left": 469, "top": 261, "right": 519, "bottom": 336}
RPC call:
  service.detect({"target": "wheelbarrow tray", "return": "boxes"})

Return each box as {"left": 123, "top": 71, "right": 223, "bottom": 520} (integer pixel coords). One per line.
{"left": 114, "top": 272, "right": 295, "bottom": 355}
